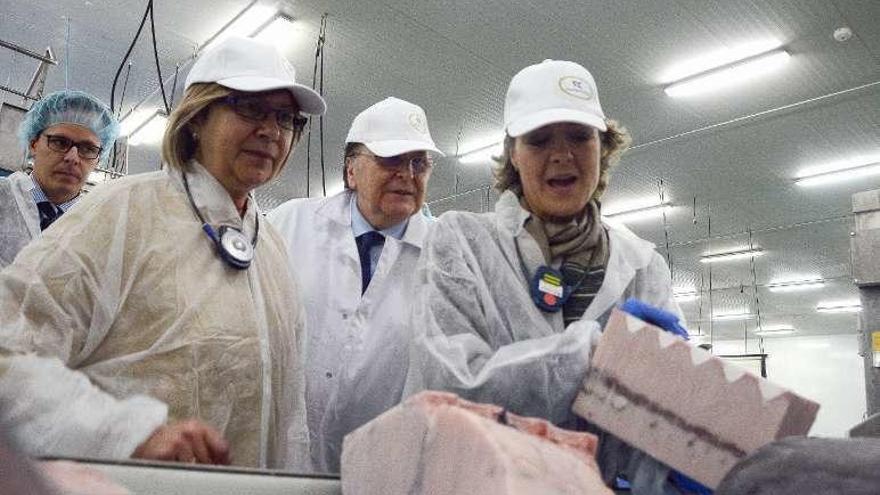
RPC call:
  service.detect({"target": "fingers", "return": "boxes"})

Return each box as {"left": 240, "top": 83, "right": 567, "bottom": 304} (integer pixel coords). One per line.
{"left": 132, "top": 420, "right": 230, "bottom": 465}
{"left": 188, "top": 430, "right": 212, "bottom": 464}
{"left": 176, "top": 441, "right": 196, "bottom": 464}
{"left": 202, "top": 425, "right": 231, "bottom": 465}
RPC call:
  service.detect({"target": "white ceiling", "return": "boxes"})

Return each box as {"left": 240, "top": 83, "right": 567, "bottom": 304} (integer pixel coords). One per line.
{"left": 1, "top": 0, "right": 878, "bottom": 342}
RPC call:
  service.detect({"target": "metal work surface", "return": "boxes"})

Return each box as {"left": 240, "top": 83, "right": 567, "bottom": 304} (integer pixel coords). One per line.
{"left": 62, "top": 458, "right": 342, "bottom": 495}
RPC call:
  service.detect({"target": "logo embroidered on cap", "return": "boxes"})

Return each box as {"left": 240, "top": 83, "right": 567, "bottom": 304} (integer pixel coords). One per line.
{"left": 558, "top": 76, "right": 593, "bottom": 100}
{"left": 408, "top": 112, "right": 428, "bottom": 134}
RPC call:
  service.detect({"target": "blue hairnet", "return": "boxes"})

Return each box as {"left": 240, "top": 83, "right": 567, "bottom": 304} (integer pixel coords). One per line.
{"left": 18, "top": 90, "right": 120, "bottom": 162}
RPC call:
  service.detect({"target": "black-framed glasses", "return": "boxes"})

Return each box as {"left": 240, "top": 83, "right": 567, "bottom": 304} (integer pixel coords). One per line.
{"left": 44, "top": 134, "right": 102, "bottom": 160}
{"left": 223, "top": 95, "right": 308, "bottom": 133}
{"left": 349, "top": 152, "right": 434, "bottom": 175}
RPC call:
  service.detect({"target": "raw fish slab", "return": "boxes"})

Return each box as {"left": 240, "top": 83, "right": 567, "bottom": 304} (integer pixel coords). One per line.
{"left": 573, "top": 309, "right": 820, "bottom": 489}
{"left": 342, "top": 391, "right": 611, "bottom": 494}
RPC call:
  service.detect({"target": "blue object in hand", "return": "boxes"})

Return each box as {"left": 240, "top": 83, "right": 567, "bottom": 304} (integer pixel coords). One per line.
{"left": 620, "top": 298, "right": 689, "bottom": 339}
{"left": 669, "top": 470, "right": 713, "bottom": 494}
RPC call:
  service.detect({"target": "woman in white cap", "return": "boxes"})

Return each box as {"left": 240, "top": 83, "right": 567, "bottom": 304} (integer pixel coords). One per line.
{"left": 405, "top": 60, "right": 687, "bottom": 492}
{"left": 0, "top": 36, "right": 325, "bottom": 470}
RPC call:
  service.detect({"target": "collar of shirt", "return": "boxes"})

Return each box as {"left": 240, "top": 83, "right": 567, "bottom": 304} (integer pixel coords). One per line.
{"left": 349, "top": 193, "right": 408, "bottom": 240}
{"left": 29, "top": 174, "right": 79, "bottom": 212}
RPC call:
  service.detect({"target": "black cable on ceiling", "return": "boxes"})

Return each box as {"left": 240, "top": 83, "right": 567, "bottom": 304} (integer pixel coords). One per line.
{"left": 304, "top": 14, "right": 328, "bottom": 198}
{"left": 706, "top": 201, "right": 714, "bottom": 347}
{"left": 168, "top": 64, "right": 180, "bottom": 108}
{"left": 109, "top": 0, "right": 171, "bottom": 169}
{"left": 318, "top": 14, "right": 327, "bottom": 196}
{"left": 109, "top": 0, "right": 151, "bottom": 114}
{"left": 658, "top": 178, "right": 673, "bottom": 281}
{"left": 747, "top": 228, "right": 766, "bottom": 354}
{"left": 116, "top": 62, "right": 132, "bottom": 119}
{"left": 148, "top": 0, "right": 171, "bottom": 114}
{"left": 109, "top": 0, "right": 151, "bottom": 167}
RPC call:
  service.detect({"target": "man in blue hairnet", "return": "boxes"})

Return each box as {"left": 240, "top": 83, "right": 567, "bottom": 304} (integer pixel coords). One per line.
{"left": 0, "top": 90, "right": 119, "bottom": 267}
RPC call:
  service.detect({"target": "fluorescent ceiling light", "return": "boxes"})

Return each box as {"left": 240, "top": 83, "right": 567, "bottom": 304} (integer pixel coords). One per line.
{"left": 700, "top": 248, "right": 764, "bottom": 264}
{"left": 664, "top": 50, "right": 791, "bottom": 98}
{"left": 816, "top": 302, "right": 862, "bottom": 314}
{"left": 458, "top": 142, "right": 503, "bottom": 165}
{"left": 767, "top": 279, "right": 825, "bottom": 292}
{"left": 659, "top": 39, "right": 782, "bottom": 83}
{"left": 205, "top": 4, "right": 279, "bottom": 51}
{"left": 673, "top": 291, "right": 699, "bottom": 302}
{"left": 127, "top": 111, "right": 168, "bottom": 146}
{"left": 713, "top": 312, "right": 755, "bottom": 321}
{"left": 605, "top": 203, "right": 673, "bottom": 223}
{"left": 796, "top": 153, "right": 880, "bottom": 178}
{"left": 253, "top": 14, "right": 300, "bottom": 50}
{"left": 795, "top": 157, "right": 880, "bottom": 187}
{"left": 119, "top": 108, "right": 160, "bottom": 137}
{"left": 755, "top": 325, "right": 796, "bottom": 336}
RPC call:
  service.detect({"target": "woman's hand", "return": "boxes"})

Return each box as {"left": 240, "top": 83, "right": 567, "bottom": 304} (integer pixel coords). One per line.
{"left": 132, "top": 419, "right": 230, "bottom": 465}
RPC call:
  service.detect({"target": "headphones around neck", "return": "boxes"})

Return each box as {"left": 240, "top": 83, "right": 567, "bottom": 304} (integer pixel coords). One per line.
{"left": 181, "top": 171, "right": 258, "bottom": 270}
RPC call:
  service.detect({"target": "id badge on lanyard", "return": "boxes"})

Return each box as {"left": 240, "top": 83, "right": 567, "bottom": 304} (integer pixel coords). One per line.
{"left": 530, "top": 265, "right": 573, "bottom": 312}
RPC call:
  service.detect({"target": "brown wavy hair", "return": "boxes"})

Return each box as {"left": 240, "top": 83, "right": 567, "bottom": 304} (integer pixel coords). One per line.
{"left": 493, "top": 119, "right": 631, "bottom": 200}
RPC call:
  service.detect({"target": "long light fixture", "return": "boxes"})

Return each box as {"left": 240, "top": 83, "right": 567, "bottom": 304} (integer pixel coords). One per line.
{"left": 659, "top": 39, "right": 783, "bottom": 83}
{"left": 673, "top": 291, "right": 699, "bottom": 302}
{"left": 253, "top": 14, "right": 298, "bottom": 50}
{"left": 816, "top": 302, "right": 862, "bottom": 314}
{"left": 664, "top": 49, "right": 791, "bottom": 98}
{"left": 767, "top": 279, "right": 825, "bottom": 292}
{"left": 755, "top": 325, "right": 796, "bottom": 336}
{"left": 605, "top": 199, "right": 673, "bottom": 224}
{"left": 795, "top": 156, "right": 880, "bottom": 187}
{"left": 457, "top": 133, "right": 505, "bottom": 165}
{"left": 699, "top": 248, "right": 764, "bottom": 264}
{"left": 120, "top": 109, "right": 167, "bottom": 147}
{"left": 713, "top": 312, "right": 755, "bottom": 321}
{"left": 204, "top": 4, "right": 294, "bottom": 51}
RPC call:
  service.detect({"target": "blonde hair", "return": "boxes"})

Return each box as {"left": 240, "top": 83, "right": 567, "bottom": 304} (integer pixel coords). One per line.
{"left": 493, "top": 119, "right": 632, "bottom": 200}
{"left": 161, "top": 83, "right": 233, "bottom": 170}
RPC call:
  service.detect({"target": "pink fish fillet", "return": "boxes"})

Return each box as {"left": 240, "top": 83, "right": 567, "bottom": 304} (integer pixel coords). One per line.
{"left": 341, "top": 391, "right": 611, "bottom": 495}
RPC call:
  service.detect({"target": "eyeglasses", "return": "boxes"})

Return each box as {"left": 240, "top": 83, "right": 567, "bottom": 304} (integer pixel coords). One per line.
{"left": 44, "top": 134, "right": 102, "bottom": 160}
{"left": 223, "top": 95, "right": 308, "bottom": 133}
{"left": 349, "top": 152, "right": 434, "bottom": 175}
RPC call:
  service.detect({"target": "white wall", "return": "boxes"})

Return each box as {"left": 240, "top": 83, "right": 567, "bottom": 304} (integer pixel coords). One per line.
{"left": 711, "top": 334, "right": 866, "bottom": 437}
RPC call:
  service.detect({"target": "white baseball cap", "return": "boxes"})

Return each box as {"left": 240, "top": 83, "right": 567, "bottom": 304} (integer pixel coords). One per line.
{"left": 504, "top": 59, "right": 606, "bottom": 137}
{"left": 345, "top": 97, "right": 444, "bottom": 157}
{"left": 185, "top": 36, "right": 327, "bottom": 116}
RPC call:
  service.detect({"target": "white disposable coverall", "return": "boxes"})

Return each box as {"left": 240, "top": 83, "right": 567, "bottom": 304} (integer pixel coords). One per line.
{"left": 0, "top": 163, "right": 309, "bottom": 470}
{"left": 405, "top": 190, "right": 684, "bottom": 493}
{"left": 268, "top": 189, "right": 428, "bottom": 473}
{"left": 0, "top": 171, "right": 41, "bottom": 268}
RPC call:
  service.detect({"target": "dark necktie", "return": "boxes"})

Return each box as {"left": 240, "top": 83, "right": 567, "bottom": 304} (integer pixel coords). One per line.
{"left": 37, "top": 201, "right": 63, "bottom": 231}
{"left": 355, "top": 231, "right": 385, "bottom": 294}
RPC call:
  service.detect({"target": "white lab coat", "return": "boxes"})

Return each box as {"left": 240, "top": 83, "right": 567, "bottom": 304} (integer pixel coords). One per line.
{"left": 268, "top": 190, "right": 428, "bottom": 473}
{"left": 0, "top": 163, "right": 309, "bottom": 470}
{"left": 0, "top": 171, "right": 41, "bottom": 268}
{"left": 405, "top": 190, "right": 683, "bottom": 492}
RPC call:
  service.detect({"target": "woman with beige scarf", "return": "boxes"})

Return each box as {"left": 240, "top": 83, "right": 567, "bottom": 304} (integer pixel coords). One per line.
{"left": 405, "top": 60, "right": 685, "bottom": 493}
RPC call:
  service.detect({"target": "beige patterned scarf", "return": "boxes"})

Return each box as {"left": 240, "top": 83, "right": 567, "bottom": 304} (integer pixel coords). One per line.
{"left": 522, "top": 198, "right": 608, "bottom": 269}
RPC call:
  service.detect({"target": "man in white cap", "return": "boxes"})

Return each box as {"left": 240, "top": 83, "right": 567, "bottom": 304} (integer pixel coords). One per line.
{"left": 268, "top": 96, "right": 443, "bottom": 472}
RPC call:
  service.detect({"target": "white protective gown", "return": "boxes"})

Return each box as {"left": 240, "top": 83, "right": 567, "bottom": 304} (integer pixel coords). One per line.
{"left": 405, "top": 190, "right": 684, "bottom": 493}
{"left": 0, "top": 162, "right": 309, "bottom": 470}
{"left": 268, "top": 190, "right": 428, "bottom": 473}
{"left": 0, "top": 171, "right": 41, "bottom": 268}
